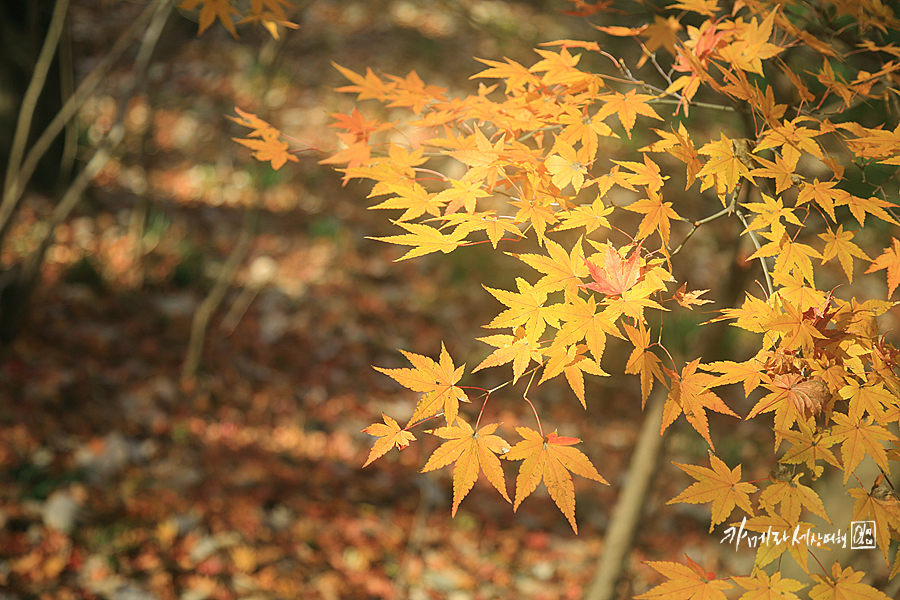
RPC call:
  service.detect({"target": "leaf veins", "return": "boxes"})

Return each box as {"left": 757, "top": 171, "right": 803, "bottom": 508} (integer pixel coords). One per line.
{"left": 374, "top": 343, "right": 469, "bottom": 426}
{"left": 504, "top": 427, "right": 607, "bottom": 533}
{"left": 421, "top": 417, "right": 511, "bottom": 515}
{"left": 668, "top": 452, "right": 757, "bottom": 533}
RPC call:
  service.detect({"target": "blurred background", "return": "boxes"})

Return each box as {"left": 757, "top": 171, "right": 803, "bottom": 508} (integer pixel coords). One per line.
{"left": 0, "top": 1, "right": 896, "bottom": 599}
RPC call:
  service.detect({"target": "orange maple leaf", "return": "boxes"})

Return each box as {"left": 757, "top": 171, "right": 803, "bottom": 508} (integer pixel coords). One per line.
{"left": 748, "top": 152, "right": 802, "bottom": 194}
{"left": 840, "top": 380, "right": 896, "bottom": 425}
{"left": 548, "top": 293, "right": 620, "bottom": 364}
{"left": 759, "top": 471, "right": 831, "bottom": 524}
{"left": 626, "top": 190, "right": 681, "bottom": 248}
{"left": 229, "top": 107, "right": 299, "bottom": 170}
{"left": 865, "top": 237, "right": 900, "bottom": 297}
{"left": 513, "top": 238, "right": 588, "bottom": 295}
{"left": 671, "top": 283, "right": 712, "bottom": 309}
{"left": 504, "top": 427, "right": 607, "bottom": 533}
{"left": 528, "top": 47, "right": 594, "bottom": 88}
{"left": 420, "top": 417, "right": 511, "bottom": 515}
{"left": 483, "top": 277, "right": 563, "bottom": 342}
{"left": 385, "top": 70, "right": 447, "bottom": 114}
{"left": 554, "top": 195, "right": 614, "bottom": 235}
{"left": 810, "top": 562, "right": 892, "bottom": 600}
{"left": 180, "top": 0, "right": 241, "bottom": 38}
{"left": 583, "top": 243, "right": 643, "bottom": 296}
{"left": 361, "top": 413, "right": 416, "bottom": 467}
{"left": 471, "top": 57, "right": 541, "bottom": 92}
{"left": 747, "top": 373, "right": 832, "bottom": 450}
{"left": 539, "top": 343, "right": 608, "bottom": 408}
{"left": 613, "top": 155, "right": 668, "bottom": 192}
{"left": 849, "top": 474, "right": 900, "bottom": 562}
{"left": 731, "top": 572, "right": 805, "bottom": 600}
{"left": 668, "top": 453, "right": 756, "bottom": 532}
{"left": 374, "top": 343, "right": 469, "bottom": 426}
{"left": 832, "top": 412, "right": 895, "bottom": 484}
{"left": 332, "top": 63, "right": 395, "bottom": 102}
{"left": 635, "top": 554, "right": 733, "bottom": 600}
{"left": 777, "top": 418, "right": 842, "bottom": 480}
{"left": 545, "top": 139, "right": 592, "bottom": 191}
{"left": 819, "top": 225, "right": 870, "bottom": 283}
{"left": 238, "top": 0, "right": 298, "bottom": 39}
{"left": 661, "top": 359, "right": 739, "bottom": 449}
{"left": 561, "top": 0, "right": 622, "bottom": 17}
{"left": 697, "top": 133, "right": 753, "bottom": 198}
{"left": 797, "top": 178, "right": 845, "bottom": 222}
{"left": 704, "top": 356, "right": 767, "bottom": 396}
{"left": 669, "top": 0, "right": 720, "bottom": 16}
{"left": 623, "top": 320, "right": 663, "bottom": 406}
{"left": 642, "top": 123, "right": 700, "bottom": 188}
{"left": 840, "top": 194, "right": 900, "bottom": 228}
{"left": 369, "top": 221, "right": 469, "bottom": 261}
{"left": 474, "top": 326, "right": 544, "bottom": 383}
{"left": 595, "top": 89, "right": 663, "bottom": 138}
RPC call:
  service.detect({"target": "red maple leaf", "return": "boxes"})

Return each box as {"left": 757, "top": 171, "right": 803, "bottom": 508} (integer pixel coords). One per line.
{"left": 583, "top": 243, "right": 643, "bottom": 296}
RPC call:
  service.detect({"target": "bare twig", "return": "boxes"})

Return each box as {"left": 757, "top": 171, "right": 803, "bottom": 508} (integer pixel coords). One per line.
{"left": 669, "top": 194, "right": 737, "bottom": 257}
{"left": 1, "top": 0, "right": 172, "bottom": 343}
{"left": 734, "top": 208, "right": 775, "bottom": 297}
{"left": 0, "top": 0, "right": 160, "bottom": 246}
{"left": 3, "top": 0, "right": 70, "bottom": 197}
{"left": 57, "top": 16, "right": 77, "bottom": 186}
{"left": 182, "top": 206, "right": 257, "bottom": 380}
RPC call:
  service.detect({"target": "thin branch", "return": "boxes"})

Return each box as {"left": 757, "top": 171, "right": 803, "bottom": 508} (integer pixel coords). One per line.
{"left": 650, "top": 97, "right": 738, "bottom": 113}
{"left": 735, "top": 207, "right": 775, "bottom": 297}
{"left": 669, "top": 195, "right": 737, "bottom": 257}
{"left": 5, "top": 0, "right": 172, "bottom": 342}
{"left": 0, "top": 0, "right": 160, "bottom": 246}
{"left": 58, "top": 15, "right": 77, "bottom": 186}
{"left": 182, "top": 206, "right": 257, "bottom": 380}
{"left": 4, "top": 0, "right": 70, "bottom": 196}
{"left": 583, "top": 387, "right": 667, "bottom": 600}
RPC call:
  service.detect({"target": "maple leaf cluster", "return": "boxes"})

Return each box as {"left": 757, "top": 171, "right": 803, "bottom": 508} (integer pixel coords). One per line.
{"left": 230, "top": 0, "right": 900, "bottom": 591}
{"left": 179, "top": 0, "right": 298, "bottom": 39}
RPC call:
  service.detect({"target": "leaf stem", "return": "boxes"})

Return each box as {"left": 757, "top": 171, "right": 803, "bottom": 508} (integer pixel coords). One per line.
{"left": 734, "top": 208, "right": 775, "bottom": 297}
{"left": 670, "top": 193, "right": 737, "bottom": 257}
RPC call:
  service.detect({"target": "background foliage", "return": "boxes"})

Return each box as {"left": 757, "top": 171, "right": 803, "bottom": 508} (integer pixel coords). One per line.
{"left": 2, "top": 0, "right": 900, "bottom": 599}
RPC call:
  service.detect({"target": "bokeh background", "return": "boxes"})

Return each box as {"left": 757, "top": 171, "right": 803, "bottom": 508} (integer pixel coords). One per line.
{"left": 1, "top": 1, "right": 896, "bottom": 599}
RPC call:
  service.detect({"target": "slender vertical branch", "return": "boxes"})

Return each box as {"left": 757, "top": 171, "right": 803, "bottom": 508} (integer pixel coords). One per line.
{"left": 182, "top": 205, "right": 257, "bottom": 380}
{"left": 734, "top": 208, "right": 775, "bottom": 297}
{"left": 0, "top": 0, "right": 172, "bottom": 344}
{"left": 0, "top": 0, "right": 160, "bottom": 248}
{"left": 3, "top": 0, "right": 70, "bottom": 197}
{"left": 583, "top": 388, "right": 667, "bottom": 600}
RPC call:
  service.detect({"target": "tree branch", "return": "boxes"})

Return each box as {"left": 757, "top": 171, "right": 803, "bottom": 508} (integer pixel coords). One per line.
{"left": 0, "top": 0, "right": 161, "bottom": 247}
{"left": 3, "top": 0, "right": 70, "bottom": 197}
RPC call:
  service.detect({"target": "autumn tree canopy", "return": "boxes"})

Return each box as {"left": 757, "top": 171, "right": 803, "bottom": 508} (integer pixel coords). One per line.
{"left": 217, "top": 0, "right": 900, "bottom": 596}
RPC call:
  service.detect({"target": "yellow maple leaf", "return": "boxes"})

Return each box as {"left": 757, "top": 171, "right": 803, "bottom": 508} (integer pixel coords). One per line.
{"left": 361, "top": 413, "right": 416, "bottom": 467}
{"left": 374, "top": 343, "right": 469, "bottom": 426}
{"left": 668, "top": 452, "right": 756, "bottom": 532}
{"left": 504, "top": 427, "right": 607, "bottom": 533}
{"left": 229, "top": 107, "right": 298, "bottom": 170}
{"left": 545, "top": 139, "right": 591, "bottom": 191}
{"left": 370, "top": 221, "right": 469, "bottom": 261}
{"left": 635, "top": 555, "right": 733, "bottom": 600}
{"left": 595, "top": 89, "right": 663, "bottom": 138}
{"left": 661, "top": 359, "right": 740, "bottom": 449}
{"left": 865, "top": 237, "right": 900, "bottom": 297}
{"left": 421, "top": 418, "right": 511, "bottom": 515}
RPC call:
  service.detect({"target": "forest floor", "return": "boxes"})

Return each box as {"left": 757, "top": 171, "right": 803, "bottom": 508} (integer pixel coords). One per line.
{"left": 0, "top": 1, "right": 892, "bottom": 599}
